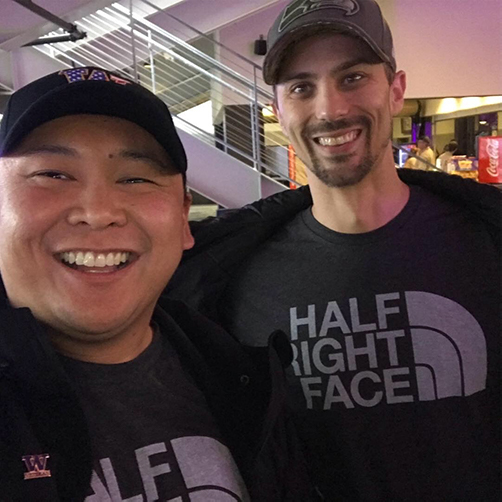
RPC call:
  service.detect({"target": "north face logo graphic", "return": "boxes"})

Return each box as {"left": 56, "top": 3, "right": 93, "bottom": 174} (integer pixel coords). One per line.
{"left": 289, "top": 292, "right": 487, "bottom": 410}
{"left": 86, "top": 437, "right": 249, "bottom": 501}
{"left": 406, "top": 291, "right": 487, "bottom": 400}
{"left": 279, "top": 0, "right": 360, "bottom": 33}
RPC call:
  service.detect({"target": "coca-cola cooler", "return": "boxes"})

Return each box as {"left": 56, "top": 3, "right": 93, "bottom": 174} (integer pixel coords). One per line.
{"left": 478, "top": 136, "right": 502, "bottom": 184}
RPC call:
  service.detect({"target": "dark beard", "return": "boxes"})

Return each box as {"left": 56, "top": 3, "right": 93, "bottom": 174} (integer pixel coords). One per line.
{"left": 301, "top": 116, "right": 386, "bottom": 188}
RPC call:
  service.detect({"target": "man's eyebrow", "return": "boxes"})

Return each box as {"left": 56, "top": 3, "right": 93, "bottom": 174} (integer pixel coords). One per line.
{"left": 117, "top": 149, "right": 175, "bottom": 174}
{"left": 15, "top": 145, "right": 78, "bottom": 156}
{"left": 14, "top": 145, "right": 175, "bottom": 173}
{"left": 278, "top": 58, "right": 379, "bottom": 84}
{"left": 331, "top": 57, "right": 377, "bottom": 74}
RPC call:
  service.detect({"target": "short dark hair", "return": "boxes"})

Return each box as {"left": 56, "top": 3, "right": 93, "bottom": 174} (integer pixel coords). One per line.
{"left": 419, "top": 136, "right": 431, "bottom": 145}
{"left": 383, "top": 63, "right": 395, "bottom": 85}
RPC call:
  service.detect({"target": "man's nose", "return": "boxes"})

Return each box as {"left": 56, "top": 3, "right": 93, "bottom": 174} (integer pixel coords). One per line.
{"left": 314, "top": 84, "right": 349, "bottom": 121}
{"left": 67, "top": 185, "right": 127, "bottom": 229}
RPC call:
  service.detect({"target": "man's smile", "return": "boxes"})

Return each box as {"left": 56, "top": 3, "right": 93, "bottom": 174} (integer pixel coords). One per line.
{"left": 58, "top": 250, "right": 136, "bottom": 272}
{"left": 313, "top": 129, "right": 361, "bottom": 147}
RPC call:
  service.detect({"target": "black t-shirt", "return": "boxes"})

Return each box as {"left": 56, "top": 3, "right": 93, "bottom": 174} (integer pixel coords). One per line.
{"left": 221, "top": 185, "right": 501, "bottom": 501}
{"left": 60, "top": 326, "right": 249, "bottom": 502}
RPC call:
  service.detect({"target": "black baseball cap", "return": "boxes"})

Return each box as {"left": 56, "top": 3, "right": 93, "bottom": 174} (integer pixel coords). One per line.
{"left": 0, "top": 66, "right": 187, "bottom": 173}
{"left": 263, "top": 0, "right": 396, "bottom": 85}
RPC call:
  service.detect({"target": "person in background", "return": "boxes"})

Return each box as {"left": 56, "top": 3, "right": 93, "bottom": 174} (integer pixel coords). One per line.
{"left": 167, "top": 0, "right": 501, "bottom": 500}
{"left": 0, "top": 67, "right": 312, "bottom": 501}
{"left": 403, "top": 144, "right": 419, "bottom": 169}
{"left": 438, "top": 139, "right": 459, "bottom": 172}
{"left": 416, "top": 135, "right": 436, "bottom": 169}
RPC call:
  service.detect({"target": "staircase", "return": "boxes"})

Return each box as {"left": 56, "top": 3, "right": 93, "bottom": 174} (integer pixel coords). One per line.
{"left": 2, "top": 0, "right": 438, "bottom": 207}
{"left": 29, "top": 0, "right": 298, "bottom": 207}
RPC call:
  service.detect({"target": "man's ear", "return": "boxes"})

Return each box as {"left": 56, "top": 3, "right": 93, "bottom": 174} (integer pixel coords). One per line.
{"left": 272, "top": 101, "right": 289, "bottom": 139}
{"left": 390, "top": 70, "right": 407, "bottom": 117}
{"left": 182, "top": 191, "right": 195, "bottom": 251}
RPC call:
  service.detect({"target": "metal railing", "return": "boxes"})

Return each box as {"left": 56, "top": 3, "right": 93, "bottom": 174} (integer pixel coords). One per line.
{"left": 394, "top": 145, "right": 442, "bottom": 171}
{"left": 0, "top": 82, "right": 13, "bottom": 94}
{"left": 34, "top": 0, "right": 300, "bottom": 187}
{"left": 33, "top": 0, "right": 439, "bottom": 189}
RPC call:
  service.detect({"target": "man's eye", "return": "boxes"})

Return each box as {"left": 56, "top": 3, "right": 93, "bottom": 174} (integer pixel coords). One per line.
{"left": 121, "top": 178, "right": 153, "bottom": 184}
{"left": 290, "top": 83, "right": 312, "bottom": 96}
{"left": 34, "top": 171, "right": 71, "bottom": 180}
{"left": 344, "top": 73, "right": 364, "bottom": 85}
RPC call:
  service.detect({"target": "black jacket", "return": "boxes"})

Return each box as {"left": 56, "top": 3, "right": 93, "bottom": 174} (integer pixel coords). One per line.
{"left": 0, "top": 287, "right": 313, "bottom": 501}
{"left": 167, "top": 169, "right": 501, "bottom": 320}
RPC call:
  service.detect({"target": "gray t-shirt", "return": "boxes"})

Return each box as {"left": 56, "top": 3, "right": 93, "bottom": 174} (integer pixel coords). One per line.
{"left": 221, "top": 185, "right": 500, "bottom": 501}
{"left": 60, "top": 326, "right": 249, "bottom": 502}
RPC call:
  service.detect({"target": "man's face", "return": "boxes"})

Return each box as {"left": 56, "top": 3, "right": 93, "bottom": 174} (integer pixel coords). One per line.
{"left": 0, "top": 115, "right": 193, "bottom": 346}
{"left": 273, "top": 33, "right": 406, "bottom": 188}
{"left": 417, "top": 139, "right": 427, "bottom": 151}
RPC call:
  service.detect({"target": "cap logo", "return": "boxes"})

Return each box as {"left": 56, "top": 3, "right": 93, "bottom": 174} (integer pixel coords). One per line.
{"left": 279, "top": 0, "right": 360, "bottom": 32}
{"left": 59, "top": 68, "right": 132, "bottom": 86}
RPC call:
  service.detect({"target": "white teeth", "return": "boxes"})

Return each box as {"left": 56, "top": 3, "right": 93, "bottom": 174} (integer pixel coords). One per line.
{"left": 60, "top": 251, "right": 131, "bottom": 268}
{"left": 83, "top": 252, "right": 95, "bottom": 267}
{"left": 75, "top": 252, "right": 84, "bottom": 265}
{"left": 318, "top": 131, "right": 358, "bottom": 146}
{"left": 105, "top": 253, "right": 115, "bottom": 266}
{"left": 94, "top": 254, "right": 106, "bottom": 268}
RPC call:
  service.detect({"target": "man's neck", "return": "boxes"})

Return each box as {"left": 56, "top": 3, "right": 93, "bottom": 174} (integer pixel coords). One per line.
{"left": 309, "top": 162, "right": 410, "bottom": 234}
{"left": 49, "top": 323, "right": 154, "bottom": 364}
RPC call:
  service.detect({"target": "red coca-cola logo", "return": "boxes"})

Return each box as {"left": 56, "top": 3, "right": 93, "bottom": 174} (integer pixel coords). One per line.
{"left": 486, "top": 139, "right": 500, "bottom": 177}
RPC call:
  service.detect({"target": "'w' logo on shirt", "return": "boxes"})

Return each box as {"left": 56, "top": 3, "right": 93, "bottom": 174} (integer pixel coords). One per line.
{"left": 22, "top": 454, "right": 51, "bottom": 480}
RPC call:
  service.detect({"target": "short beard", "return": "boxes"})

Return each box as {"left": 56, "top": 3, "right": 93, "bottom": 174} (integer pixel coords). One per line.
{"left": 310, "top": 150, "right": 374, "bottom": 188}
{"left": 301, "top": 116, "right": 389, "bottom": 188}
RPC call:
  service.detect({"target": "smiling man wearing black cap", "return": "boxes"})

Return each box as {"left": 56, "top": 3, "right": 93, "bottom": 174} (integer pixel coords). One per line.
{"left": 0, "top": 67, "right": 313, "bottom": 501}
{"left": 168, "top": 1, "right": 502, "bottom": 500}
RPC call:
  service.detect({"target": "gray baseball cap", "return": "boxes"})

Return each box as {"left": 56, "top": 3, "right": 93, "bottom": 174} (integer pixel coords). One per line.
{"left": 263, "top": 0, "right": 396, "bottom": 85}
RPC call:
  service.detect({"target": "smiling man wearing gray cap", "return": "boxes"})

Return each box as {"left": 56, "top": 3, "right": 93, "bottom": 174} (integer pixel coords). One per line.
{"left": 0, "top": 67, "right": 313, "bottom": 501}
{"left": 168, "top": 0, "right": 501, "bottom": 500}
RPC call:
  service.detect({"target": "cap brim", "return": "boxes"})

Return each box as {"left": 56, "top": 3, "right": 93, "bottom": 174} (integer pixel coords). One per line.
{"left": 263, "top": 20, "right": 394, "bottom": 85}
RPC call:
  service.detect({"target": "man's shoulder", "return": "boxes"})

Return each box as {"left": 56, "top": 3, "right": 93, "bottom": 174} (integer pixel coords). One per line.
{"left": 399, "top": 169, "right": 501, "bottom": 226}
{"left": 189, "top": 186, "right": 312, "bottom": 244}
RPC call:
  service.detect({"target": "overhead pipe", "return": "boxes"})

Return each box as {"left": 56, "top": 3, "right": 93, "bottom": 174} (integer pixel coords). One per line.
{"left": 12, "top": 0, "right": 86, "bottom": 46}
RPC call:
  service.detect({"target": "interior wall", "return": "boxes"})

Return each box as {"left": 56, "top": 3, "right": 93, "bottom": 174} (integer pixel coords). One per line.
{"left": 10, "top": 48, "right": 65, "bottom": 89}
{"left": 217, "top": 1, "right": 287, "bottom": 106}
{"left": 382, "top": 0, "right": 502, "bottom": 98}
{"left": 392, "top": 118, "right": 412, "bottom": 143}
{"left": 434, "top": 119, "right": 456, "bottom": 155}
